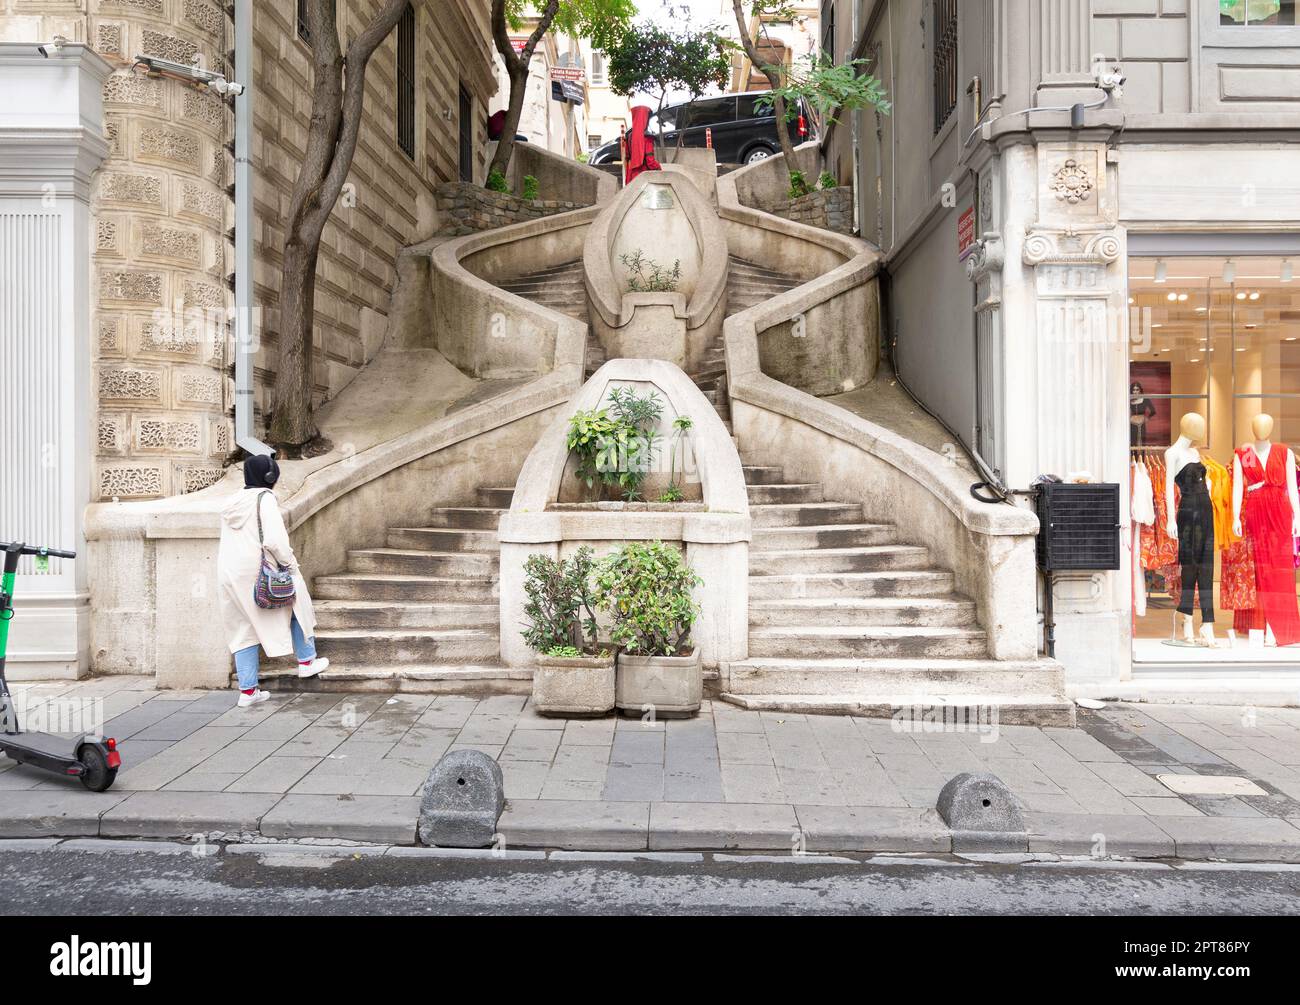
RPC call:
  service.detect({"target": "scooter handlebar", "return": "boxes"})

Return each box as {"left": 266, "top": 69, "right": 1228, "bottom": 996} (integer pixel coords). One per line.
{"left": 0, "top": 542, "right": 76, "bottom": 560}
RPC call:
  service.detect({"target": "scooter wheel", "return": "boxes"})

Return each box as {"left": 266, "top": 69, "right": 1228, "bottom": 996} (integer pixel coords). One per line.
{"left": 78, "top": 744, "right": 117, "bottom": 792}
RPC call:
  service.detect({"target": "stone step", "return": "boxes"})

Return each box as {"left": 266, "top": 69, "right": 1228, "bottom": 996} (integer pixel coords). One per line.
{"left": 313, "top": 599, "right": 498, "bottom": 630}
{"left": 747, "top": 625, "right": 988, "bottom": 660}
{"left": 728, "top": 657, "right": 1063, "bottom": 694}
{"left": 749, "top": 545, "right": 930, "bottom": 575}
{"left": 728, "top": 279, "right": 800, "bottom": 295}
{"left": 748, "top": 595, "right": 977, "bottom": 628}
{"left": 258, "top": 664, "right": 532, "bottom": 696}
{"left": 347, "top": 548, "right": 497, "bottom": 577}
{"left": 313, "top": 574, "right": 497, "bottom": 603}
{"left": 746, "top": 483, "right": 823, "bottom": 505}
{"left": 751, "top": 523, "right": 897, "bottom": 551}
{"left": 716, "top": 691, "right": 1075, "bottom": 727}
{"left": 477, "top": 486, "right": 515, "bottom": 508}
{"left": 749, "top": 501, "right": 865, "bottom": 527}
{"left": 747, "top": 570, "right": 957, "bottom": 599}
{"left": 742, "top": 465, "right": 785, "bottom": 485}
{"left": 499, "top": 280, "right": 585, "bottom": 295}
{"left": 424, "top": 507, "right": 504, "bottom": 530}
{"left": 387, "top": 527, "right": 500, "bottom": 553}
{"left": 314, "top": 628, "right": 500, "bottom": 665}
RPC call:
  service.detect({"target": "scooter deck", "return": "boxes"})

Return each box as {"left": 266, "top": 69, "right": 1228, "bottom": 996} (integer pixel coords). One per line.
{"left": 0, "top": 730, "right": 84, "bottom": 761}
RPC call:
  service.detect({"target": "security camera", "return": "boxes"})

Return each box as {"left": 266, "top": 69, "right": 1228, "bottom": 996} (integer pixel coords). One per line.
{"left": 37, "top": 35, "right": 69, "bottom": 58}
{"left": 133, "top": 54, "right": 243, "bottom": 95}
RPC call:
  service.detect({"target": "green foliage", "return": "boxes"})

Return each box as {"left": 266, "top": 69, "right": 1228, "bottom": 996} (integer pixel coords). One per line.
{"left": 521, "top": 174, "right": 539, "bottom": 200}
{"left": 593, "top": 541, "right": 702, "bottom": 657}
{"left": 658, "top": 484, "right": 684, "bottom": 503}
{"left": 503, "top": 0, "right": 635, "bottom": 52}
{"left": 787, "top": 169, "right": 810, "bottom": 199}
{"left": 566, "top": 388, "right": 664, "bottom": 501}
{"left": 818, "top": 171, "right": 837, "bottom": 190}
{"left": 667, "top": 414, "right": 693, "bottom": 494}
{"left": 605, "top": 23, "right": 729, "bottom": 147}
{"left": 755, "top": 52, "right": 892, "bottom": 127}
{"left": 521, "top": 546, "right": 600, "bottom": 654}
{"left": 619, "top": 250, "right": 681, "bottom": 293}
{"left": 485, "top": 169, "right": 510, "bottom": 194}
{"left": 576, "top": 151, "right": 590, "bottom": 163}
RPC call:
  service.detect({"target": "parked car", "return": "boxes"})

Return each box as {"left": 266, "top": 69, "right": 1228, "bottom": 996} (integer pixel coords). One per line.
{"left": 588, "top": 91, "right": 814, "bottom": 166}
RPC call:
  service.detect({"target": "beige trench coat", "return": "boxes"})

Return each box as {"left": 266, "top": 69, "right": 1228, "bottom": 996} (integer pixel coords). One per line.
{"left": 218, "top": 488, "right": 316, "bottom": 656}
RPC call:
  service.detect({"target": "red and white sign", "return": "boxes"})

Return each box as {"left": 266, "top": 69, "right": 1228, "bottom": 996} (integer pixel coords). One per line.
{"left": 957, "top": 204, "right": 976, "bottom": 260}
{"left": 509, "top": 36, "right": 529, "bottom": 53}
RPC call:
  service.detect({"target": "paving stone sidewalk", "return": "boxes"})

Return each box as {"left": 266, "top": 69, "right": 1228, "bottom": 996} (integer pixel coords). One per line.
{"left": 3, "top": 676, "right": 1300, "bottom": 861}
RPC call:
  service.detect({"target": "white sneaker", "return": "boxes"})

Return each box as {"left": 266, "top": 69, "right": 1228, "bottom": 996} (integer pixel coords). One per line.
{"left": 297, "top": 657, "right": 330, "bottom": 679}
{"left": 238, "top": 689, "right": 270, "bottom": 708}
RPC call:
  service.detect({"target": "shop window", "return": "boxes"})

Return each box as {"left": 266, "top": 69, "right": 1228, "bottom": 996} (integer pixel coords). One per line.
{"left": 932, "top": 0, "right": 958, "bottom": 133}
{"left": 1128, "top": 256, "right": 1300, "bottom": 664}
{"left": 1220, "top": 0, "right": 1296, "bottom": 25}
{"left": 396, "top": 3, "right": 416, "bottom": 160}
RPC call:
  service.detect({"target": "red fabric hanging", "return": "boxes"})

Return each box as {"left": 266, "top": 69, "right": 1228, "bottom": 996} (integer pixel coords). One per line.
{"left": 624, "top": 105, "right": 661, "bottom": 184}
{"left": 1237, "top": 443, "right": 1300, "bottom": 646}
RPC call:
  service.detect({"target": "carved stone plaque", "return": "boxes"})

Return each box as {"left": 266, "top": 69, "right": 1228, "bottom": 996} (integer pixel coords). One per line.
{"left": 642, "top": 185, "right": 674, "bottom": 210}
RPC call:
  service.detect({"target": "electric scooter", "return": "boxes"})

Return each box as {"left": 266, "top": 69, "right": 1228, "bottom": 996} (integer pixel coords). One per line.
{"left": 0, "top": 541, "right": 121, "bottom": 791}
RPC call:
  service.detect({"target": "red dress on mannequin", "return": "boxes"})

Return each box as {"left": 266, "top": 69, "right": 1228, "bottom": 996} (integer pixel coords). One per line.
{"left": 1236, "top": 443, "right": 1300, "bottom": 646}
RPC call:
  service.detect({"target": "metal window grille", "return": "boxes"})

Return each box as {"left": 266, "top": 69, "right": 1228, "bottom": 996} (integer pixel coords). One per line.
{"left": 296, "top": 0, "right": 310, "bottom": 44}
{"left": 397, "top": 3, "right": 416, "bottom": 159}
{"left": 932, "top": 0, "right": 958, "bottom": 133}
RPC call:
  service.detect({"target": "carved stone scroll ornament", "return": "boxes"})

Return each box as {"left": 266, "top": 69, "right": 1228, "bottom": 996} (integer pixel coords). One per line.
{"left": 965, "top": 234, "right": 1005, "bottom": 282}
{"left": 1022, "top": 227, "right": 1121, "bottom": 267}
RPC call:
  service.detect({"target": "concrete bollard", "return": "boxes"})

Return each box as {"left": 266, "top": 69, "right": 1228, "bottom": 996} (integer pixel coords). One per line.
{"left": 417, "top": 749, "right": 505, "bottom": 848}
{"left": 936, "top": 772, "right": 1027, "bottom": 853}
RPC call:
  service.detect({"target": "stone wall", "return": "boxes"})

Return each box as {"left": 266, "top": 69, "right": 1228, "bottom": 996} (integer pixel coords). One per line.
{"left": 775, "top": 187, "right": 854, "bottom": 236}
{"left": 434, "top": 182, "right": 581, "bottom": 237}
{"left": 0, "top": 0, "right": 498, "bottom": 501}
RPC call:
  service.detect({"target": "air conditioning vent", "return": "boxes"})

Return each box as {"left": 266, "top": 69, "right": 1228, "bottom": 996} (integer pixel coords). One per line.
{"left": 1034, "top": 483, "right": 1121, "bottom": 571}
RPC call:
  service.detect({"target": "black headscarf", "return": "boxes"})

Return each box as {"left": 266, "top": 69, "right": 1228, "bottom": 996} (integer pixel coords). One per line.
{"left": 243, "top": 454, "right": 280, "bottom": 489}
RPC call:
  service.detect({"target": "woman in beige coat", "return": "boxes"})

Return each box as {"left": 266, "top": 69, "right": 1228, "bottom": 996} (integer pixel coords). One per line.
{"left": 219, "top": 455, "right": 328, "bottom": 707}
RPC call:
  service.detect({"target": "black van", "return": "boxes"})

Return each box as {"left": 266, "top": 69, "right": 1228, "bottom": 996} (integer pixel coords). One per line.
{"left": 589, "top": 91, "right": 813, "bottom": 166}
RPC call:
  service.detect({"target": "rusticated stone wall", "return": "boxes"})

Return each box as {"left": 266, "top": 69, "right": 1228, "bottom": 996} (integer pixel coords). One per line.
{"left": 1, "top": 0, "right": 499, "bottom": 500}
{"left": 434, "top": 182, "right": 581, "bottom": 236}
{"left": 777, "top": 187, "right": 854, "bottom": 236}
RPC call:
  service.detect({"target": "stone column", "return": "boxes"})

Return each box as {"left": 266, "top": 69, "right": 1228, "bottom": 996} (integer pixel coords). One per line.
{"left": 1034, "top": 0, "right": 1098, "bottom": 106}
{"left": 0, "top": 43, "right": 112, "bottom": 678}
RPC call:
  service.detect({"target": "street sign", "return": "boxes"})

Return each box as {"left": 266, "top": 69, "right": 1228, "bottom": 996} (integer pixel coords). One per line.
{"left": 550, "top": 66, "right": 584, "bottom": 82}
{"left": 957, "top": 204, "right": 976, "bottom": 260}
{"left": 551, "top": 79, "right": 584, "bottom": 105}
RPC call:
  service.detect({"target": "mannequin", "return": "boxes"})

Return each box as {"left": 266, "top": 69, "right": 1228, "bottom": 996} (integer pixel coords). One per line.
{"left": 1165, "top": 413, "right": 1218, "bottom": 646}
{"left": 1130, "top": 382, "right": 1157, "bottom": 448}
{"left": 1232, "top": 414, "right": 1300, "bottom": 647}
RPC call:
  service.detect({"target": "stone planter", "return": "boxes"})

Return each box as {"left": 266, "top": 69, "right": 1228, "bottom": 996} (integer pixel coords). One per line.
{"left": 532, "top": 649, "right": 617, "bottom": 717}
{"left": 616, "top": 646, "right": 702, "bottom": 718}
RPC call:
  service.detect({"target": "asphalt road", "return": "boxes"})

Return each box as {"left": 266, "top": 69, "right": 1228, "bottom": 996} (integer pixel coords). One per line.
{"left": 2, "top": 845, "right": 1299, "bottom": 916}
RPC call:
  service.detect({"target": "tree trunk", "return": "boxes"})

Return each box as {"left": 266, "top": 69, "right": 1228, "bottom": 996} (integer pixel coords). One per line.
{"left": 269, "top": 241, "right": 319, "bottom": 446}
{"left": 772, "top": 93, "right": 800, "bottom": 174}
{"left": 730, "top": 0, "right": 797, "bottom": 180}
{"left": 487, "top": 65, "right": 529, "bottom": 180}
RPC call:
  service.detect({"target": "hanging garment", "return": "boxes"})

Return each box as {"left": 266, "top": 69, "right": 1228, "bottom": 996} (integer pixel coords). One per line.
{"left": 1174, "top": 461, "right": 1215, "bottom": 621}
{"left": 1132, "top": 461, "right": 1155, "bottom": 619}
{"left": 1236, "top": 443, "right": 1300, "bottom": 646}
{"left": 1147, "top": 460, "right": 1180, "bottom": 570}
{"left": 1221, "top": 538, "right": 1258, "bottom": 612}
{"left": 1204, "top": 457, "right": 1238, "bottom": 550}
{"left": 624, "top": 105, "right": 661, "bottom": 184}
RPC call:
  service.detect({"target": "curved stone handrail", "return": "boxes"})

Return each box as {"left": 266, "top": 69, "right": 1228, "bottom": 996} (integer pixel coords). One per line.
{"left": 582, "top": 171, "right": 729, "bottom": 334}
{"left": 718, "top": 150, "right": 1039, "bottom": 660}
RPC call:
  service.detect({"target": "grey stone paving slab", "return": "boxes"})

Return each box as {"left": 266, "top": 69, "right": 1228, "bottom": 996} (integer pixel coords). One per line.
{"left": 717, "top": 731, "right": 774, "bottom": 765}
{"left": 562, "top": 719, "right": 617, "bottom": 745}
{"left": 260, "top": 794, "right": 420, "bottom": 844}
{"left": 161, "top": 771, "right": 242, "bottom": 792}
{"left": 1024, "top": 812, "right": 1177, "bottom": 859}
{"left": 446, "top": 742, "right": 504, "bottom": 760}
{"left": 196, "top": 740, "right": 286, "bottom": 775}
{"left": 649, "top": 801, "right": 800, "bottom": 850}
{"left": 1131, "top": 797, "right": 1205, "bottom": 817}
{"left": 499, "top": 799, "right": 650, "bottom": 850}
{"left": 0, "top": 789, "right": 130, "bottom": 837}
{"left": 456, "top": 716, "right": 517, "bottom": 746}
{"left": 1180, "top": 795, "right": 1266, "bottom": 818}
{"left": 603, "top": 762, "right": 665, "bottom": 801}
{"left": 663, "top": 766, "right": 724, "bottom": 803}
{"left": 720, "top": 762, "right": 785, "bottom": 803}
{"left": 417, "top": 699, "right": 479, "bottom": 730}
{"left": 1042, "top": 727, "right": 1125, "bottom": 762}
{"left": 114, "top": 738, "right": 178, "bottom": 769}
{"left": 776, "top": 765, "right": 847, "bottom": 806}
{"left": 501, "top": 728, "right": 563, "bottom": 763}
{"left": 1154, "top": 816, "right": 1300, "bottom": 862}
{"left": 614, "top": 715, "right": 665, "bottom": 731}
{"left": 101, "top": 791, "right": 280, "bottom": 838}
{"left": 330, "top": 737, "right": 398, "bottom": 761}
{"left": 501, "top": 760, "right": 550, "bottom": 800}
{"left": 231, "top": 710, "right": 315, "bottom": 742}
{"left": 101, "top": 700, "right": 187, "bottom": 739}
{"left": 610, "top": 729, "right": 665, "bottom": 764}
{"left": 1082, "top": 760, "right": 1176, "bottom": 798}
{"left": 112, "top": 726, "right": 246, "bottom": 791}
{"left": 713, "top": 706, "right": 766, "bottom": 733}
{"left": 795, "top": 805, "right": 951, "bottom": 853}
{"left": 275, "top": 725, "right": 353, "bottom": 758}
{"left": 225, "top": 756, "right": 319, "bottom": 794}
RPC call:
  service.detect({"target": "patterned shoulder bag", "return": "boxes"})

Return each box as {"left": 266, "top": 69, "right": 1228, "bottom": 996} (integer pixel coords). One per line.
{"left": 253, "top": 490, "right": 296, "bottom": 609}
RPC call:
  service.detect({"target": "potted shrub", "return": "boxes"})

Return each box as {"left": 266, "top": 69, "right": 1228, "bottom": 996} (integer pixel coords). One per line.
{"left": 522, "top": 547, "right": 615, "bottom": 716}
{"left": 593, "top": 541, "right": 703, "bottom": 718}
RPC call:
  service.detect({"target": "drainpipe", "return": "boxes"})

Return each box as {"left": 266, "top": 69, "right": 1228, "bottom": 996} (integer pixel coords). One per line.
{"left": 233, "top": 0, "right": 271, "bottom": 457}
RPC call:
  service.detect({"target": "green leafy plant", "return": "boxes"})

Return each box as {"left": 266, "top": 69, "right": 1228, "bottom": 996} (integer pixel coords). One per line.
{"left": 620, "top": 249, "right": 681, "bottom": 293}
{"left": 664, "top": 414, "right": 693, "bottom": 500}
{"left": 522, "top": 546, "right": 601, "bottom": 655}
{"left": 576, "top": 151, "right": 590, "bottom": 164}
{"left": 787, "top": 169, "right": 810, "bottom": 199}
{"left": 521, "top": 174, "right": 539, "bottom": 200}
{"left": 566, "top": 388, "right": 663, "bottom": 501}
{"left": 818, "top": 171, "right": 837, "bottom": 190}
{"left": 485, "top": 169, "right": 510, "bottom": 194}
{"left": 593, "top": 541, "right": 702, "bottom": 657}
{"left": 658, "top": 484, "right": 684, "bottom": 503}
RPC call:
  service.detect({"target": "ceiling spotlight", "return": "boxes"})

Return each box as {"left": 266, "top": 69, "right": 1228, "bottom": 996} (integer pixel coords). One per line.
{"left": 1236, "top": 291, "right": 1247, "bottom": 300}
{"left": 1223, "top": 260, "right": 1236, "bottom": 284}
{"left": 1154, "top": 260, "right": 1168, "bottom": 283}
{"left": 1283, "top": 260, "right": 1294, "bottom": 283}
{"left": 1166, "top": 292, "right": 1178, "bottom": 302}
{"left": 1128, "top": 296, "right": 1135, "bottom": 305}
{"left": 1195, "top": 306, "right": 1207, "bottom": 313}
{"left": 1249, "top": 291, "right": 1260, "bottom": 300}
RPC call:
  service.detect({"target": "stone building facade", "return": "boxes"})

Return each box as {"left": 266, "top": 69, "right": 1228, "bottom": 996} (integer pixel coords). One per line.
{"left": 0, "top": 0, "right": 497, "bottom": 503}
{"left": 820, "top": 0, "right": 1300, "bottom": 696}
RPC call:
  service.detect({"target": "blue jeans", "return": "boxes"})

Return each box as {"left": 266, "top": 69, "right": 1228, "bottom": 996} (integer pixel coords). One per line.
{"left": 234, "top": 614, "right": 316, "bottom": 690}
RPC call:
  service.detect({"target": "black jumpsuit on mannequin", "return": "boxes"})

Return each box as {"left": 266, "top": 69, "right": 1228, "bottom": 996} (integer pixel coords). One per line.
{"left": 1174, "top": 461, "right": 1215, "bottom": 623}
